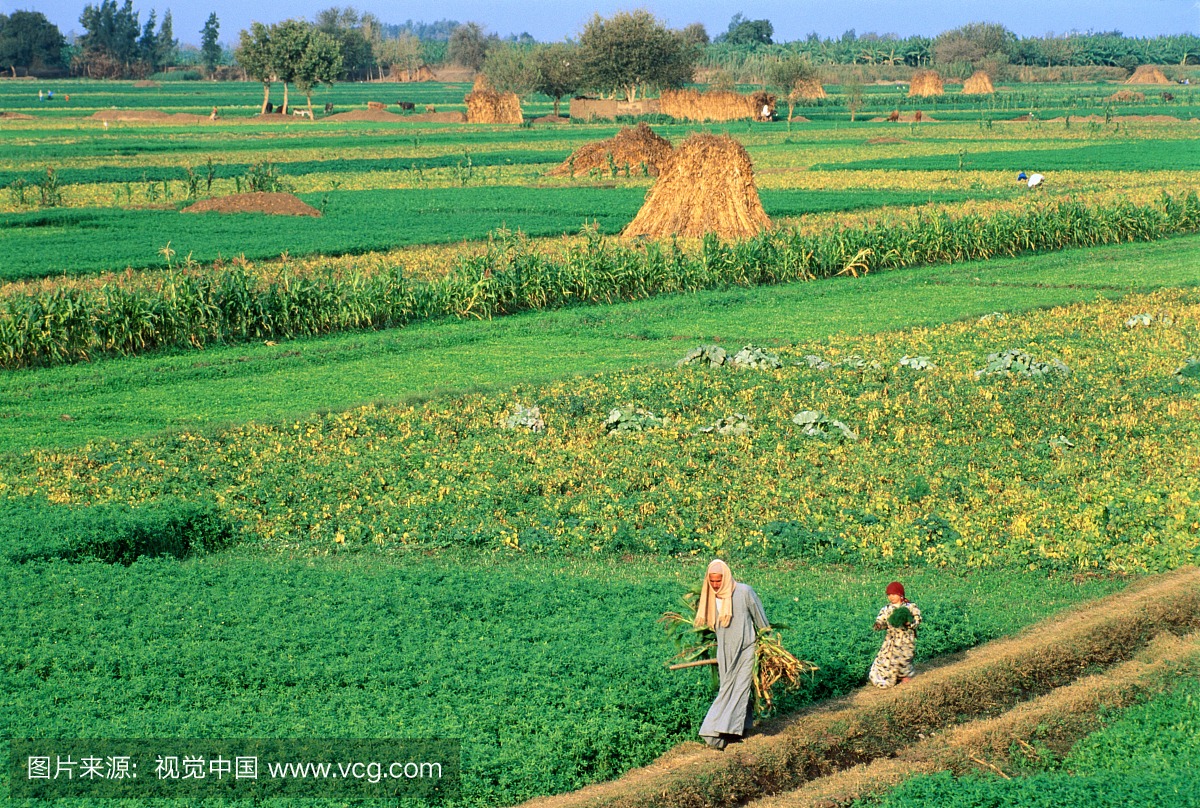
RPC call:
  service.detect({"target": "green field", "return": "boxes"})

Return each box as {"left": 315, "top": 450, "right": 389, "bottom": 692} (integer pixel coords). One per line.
{"left": 3, "top": 77, "right": 1200, "bottom": 807}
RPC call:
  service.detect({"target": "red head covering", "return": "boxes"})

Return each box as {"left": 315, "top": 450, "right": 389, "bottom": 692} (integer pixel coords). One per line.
{"left": 886, "top": 581, "right": 905, "bottom": 598}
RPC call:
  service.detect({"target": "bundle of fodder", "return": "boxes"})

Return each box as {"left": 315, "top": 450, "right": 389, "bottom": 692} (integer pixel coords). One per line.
{"left": 550, "top": 123, "right": 673, "bottom": 177}
{"left": 962, "top": 71, "right": 995, "bottom": 95}
{"left": 908, "top": 70, "right": 945, "bottom": 97}
{"left": 623, "top": 133, "right": 771, "bottom": 240}
{"left": 464, "top": 75, "right": 523, "bottom": 124}
{"left": 659, "top": 88, "right": 774, "bottom": 122}
{"left": 1126, "top": 65, "right": 1171, "bottom": 84}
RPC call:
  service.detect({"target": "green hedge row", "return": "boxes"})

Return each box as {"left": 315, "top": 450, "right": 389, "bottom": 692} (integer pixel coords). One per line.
{"left": 2, "top": 498, "right": 235, "bottom": 564}
{"left": 3, "top": 192, "right": 1197, "bottom": 369}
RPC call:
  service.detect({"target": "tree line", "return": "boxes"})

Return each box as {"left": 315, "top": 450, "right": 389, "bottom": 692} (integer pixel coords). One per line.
{"left": 3, "top": 5, "right": 1197, "bottom": 88}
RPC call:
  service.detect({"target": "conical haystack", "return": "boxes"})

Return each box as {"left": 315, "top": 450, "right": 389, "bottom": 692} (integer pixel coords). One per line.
{"left": 465, "top": 74, "right": 523, "bottom": 124}
{"left": 908, "top": 70, "right": 945, "bottom": 97}
{"left": 622, "top": 133, "right": 770, "bottom": 240}
{"left": 793, "top": 78, "right": 827, "bottom": 100}
{"left": 962, "top": 71, "right": 995, "bottom": 95}
{"left": 550, "top": 123, "right": 674, "bottom": 177}
{"left": 1126, "top": 65, "right": 1170, "bottom": 84}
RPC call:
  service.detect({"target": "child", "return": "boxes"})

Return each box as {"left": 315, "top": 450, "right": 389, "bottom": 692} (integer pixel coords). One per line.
{"left": 868, "top": 581, "right": 921, "bottom": 688}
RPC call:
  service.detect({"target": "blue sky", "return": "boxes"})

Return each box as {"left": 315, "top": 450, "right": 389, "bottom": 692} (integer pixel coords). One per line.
{"left": 8, "top": 0, "right": 1200, "bottom": 47}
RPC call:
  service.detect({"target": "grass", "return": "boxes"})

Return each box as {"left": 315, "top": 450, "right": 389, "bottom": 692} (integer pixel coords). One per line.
{"left": 0, "top": 188, "right": 1011, "bottom": 280}
{"left": 0, "top": 548, "right": 1133, "bottom": 808}
{"left": 3, "top": 233, "right": 1197, "bottom": 455}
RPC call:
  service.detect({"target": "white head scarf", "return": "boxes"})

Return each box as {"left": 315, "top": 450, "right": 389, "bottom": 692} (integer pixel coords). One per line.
{"left": 694, "top": 558, "right": 736, "bottom": 630}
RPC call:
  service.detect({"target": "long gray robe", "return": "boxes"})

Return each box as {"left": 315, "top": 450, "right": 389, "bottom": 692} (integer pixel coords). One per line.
{"left": 699, "top": 582, "right": 769, "bottom": 743}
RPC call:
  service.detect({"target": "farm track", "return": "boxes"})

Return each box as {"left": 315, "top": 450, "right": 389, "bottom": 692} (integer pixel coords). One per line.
{"left": 521, "top": 567, "right": 1200, "bottom": 808}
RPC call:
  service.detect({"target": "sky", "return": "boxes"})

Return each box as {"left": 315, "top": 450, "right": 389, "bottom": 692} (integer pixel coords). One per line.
{"left": 8, "top": 0, "right": 1200, "bottom": 47}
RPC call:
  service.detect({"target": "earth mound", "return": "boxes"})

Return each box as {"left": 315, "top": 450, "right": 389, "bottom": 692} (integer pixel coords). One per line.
{"left": 181, "top": 192, "right": 321, "bottom": 217}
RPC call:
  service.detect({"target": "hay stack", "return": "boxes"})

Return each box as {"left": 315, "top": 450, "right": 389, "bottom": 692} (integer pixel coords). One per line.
{"left": 622, "top": 133, "right": 770, "bottom": 240}
{"left": 550, "top": 123, "right": 674, "bottom": 177}
{"left": 659, "top": 89, "right": 775, "bottom": 122}
{"left": 464, "top": 75, "right": 523, "bottom": 124}
{"left": 1126, "top": 65, "right": 1170, "bottom": 84}
{"left": 908, "top": 70, "right": 945, "bottom": 97}
{"left": 793, "top": 78, "right": 826, "bottom": 100}
{"left": 962, "top": 71, "right": 995, "bottom": 95}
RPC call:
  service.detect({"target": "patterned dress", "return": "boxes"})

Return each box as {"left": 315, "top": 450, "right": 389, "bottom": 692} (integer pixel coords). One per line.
{"left": 868, "top": 601, "right": 922, "bottom": 688}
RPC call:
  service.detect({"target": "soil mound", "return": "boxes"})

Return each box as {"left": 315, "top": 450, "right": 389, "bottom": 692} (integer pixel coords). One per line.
{"left": 1107, "top": 89, "right": 1145, "bottom": 102}
{"left": 908, "top": 70, "right": 944, "bottom": 96}
{"left": 324, "top": 109, "right": 408, "bottom": 122}
{"left": 551, "top": 123, "right": 674, "bottom": 178}
{"left": 1126, "top": 65, "right": 1171, "bottom": 84}
{"left": 0, "top": 112, "right": 35, "bottom": 121}
{"left": 533, "top": 114, "right": 570, "bottom": 124}
{"left": 132, "top": 80, "right": 161, "bottom": 88}
{"left": 91, "top": 109, "right": 213, "bottom": 124}
{"left": 181, "top": 192, "right": 321, "bottom": 217}
{"left": 622, "top": 132, "right": 770, "bottom": 240}
{"left": 962, "top": 71, "right": 995, "bottom": 94}
{"left": 866, "top": 136, "right": 907, "bottom": 144}
{"left": 406, "top": 111, "right": 468, "bottom": 123}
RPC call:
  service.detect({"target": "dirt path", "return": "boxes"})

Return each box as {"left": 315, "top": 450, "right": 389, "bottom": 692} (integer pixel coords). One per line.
{"left": 520, "top": 567, "right": 1200, "bottom": 808}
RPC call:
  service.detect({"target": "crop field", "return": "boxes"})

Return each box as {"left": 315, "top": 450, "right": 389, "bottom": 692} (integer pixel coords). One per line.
{"left": 2, "top": 76, "right": 1199, "bottom": 807}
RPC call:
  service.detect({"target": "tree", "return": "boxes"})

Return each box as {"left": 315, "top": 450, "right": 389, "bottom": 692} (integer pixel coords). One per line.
{"left": 577, "top": 10, "right": 698, "bottom": 101}
{"left": 294, "top": 29, "right": 343, "bottom": 116}
{"left": 933, "top": 22, "right": 1016, "bottom": 68}
{"left": 156, "top": 10, "right": 177, "bottom": 71}
{"left": 765, "top": 55, "right": 820, "bottom": 123}
{"left": 376, "top": 32, "right": 423, "bottom": 80}
{"left": 447, "top": 22, "right": 493, "bottom": 71}
{"left": 200, "top": 12, "right": 221, "bottom": 76}
{"left": 236, "top": 21, "right": 275, "bottom": 113}
{"left": 0, "top": 11, "right": 67, "bottom": 77}
{"left": 720, "top": 13, "right": 773, "bottom": 46}
{"left": 681, "top": 23, "right": 709, "bottom": 47}
{"left": 532, "top": 43, "right": 580, "bottom": 116}
{"left": 270, "top": 19, "right": 312, "bottom": 114}
{"left": 481, "top": 43, "right": 538, "bottom": 96}
{"left": 842, "top": 74, "right": 864, "bottom": 122}
{"left": 138, "top": 9, "right": 158, "bottom": 73}
{"left": 78, "top": 0, "right": 140, "bottom": 77}
{"left": 314, "top": 7, "right": 374, "bottom": 79}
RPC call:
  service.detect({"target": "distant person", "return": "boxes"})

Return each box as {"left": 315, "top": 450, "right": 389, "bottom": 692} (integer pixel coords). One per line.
{"left": 39, "top": 90, "right": 44, "bottom": 102}
{"left": 64, "top": 94, "right": 70, "bottom": 102}
{"left": 694, "top": 559, "right": 770, "bottom": 751}
{"left": 761, "top": 103, "right": 771, "bottom": 121}
{"left": 47, "top": 90, "right": 53, "bottom": 100}
{"left": 1027, "top": 173, "right": 1044, "bottom": 189}
{"left": 210, "top": 106, "right": 218, "bottom": 120}
{"left": 868, "top": 581, "right": 922, "bottom": 688}
{"left": 1017, "top": 171, "right": 1027, "bottom": 181}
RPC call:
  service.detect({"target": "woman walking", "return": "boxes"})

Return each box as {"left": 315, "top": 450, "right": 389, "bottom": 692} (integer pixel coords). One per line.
{"left": 868, "top": 581, "right": 922, "bottom": 688}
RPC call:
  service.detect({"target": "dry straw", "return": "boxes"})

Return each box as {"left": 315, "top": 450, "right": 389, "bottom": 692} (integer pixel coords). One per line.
{"left": 465, "top": 75, "right": 523, "bottom": 124}
{"left": 908, "top": 70, "right": 945, "bottom": 96}
{"left": 1126, "top": 65, "right": 1171, "bottom": 84}
{"left": 659, "top": 89, "right": 776, "bottom": 122}
{"left": 549, "top": 123, "right": 674, "bottom": 177}
{"left": 622, "top": 133, "right": 771, "bottom": 240}
{"left": 962, "top": 71, "right": 995, "bottom": 95}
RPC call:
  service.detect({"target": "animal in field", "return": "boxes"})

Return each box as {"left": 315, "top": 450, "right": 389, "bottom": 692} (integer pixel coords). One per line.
{"left": 887, "top": 110, "right": 900, "bottom": 122}
{"left": 367, "top": 100, "right": 386, "bottom": 111}
{"left": 914, "top": 110, "right": 923, "bottom": 123}
{"left": 324, "top": 102, "right": 334, "bottom": 114}
{"left": 397, "top": 101, "right": 415, "bottom": 110}
{"left": 425, "top": 104, "right": 436, "bottom": 113}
